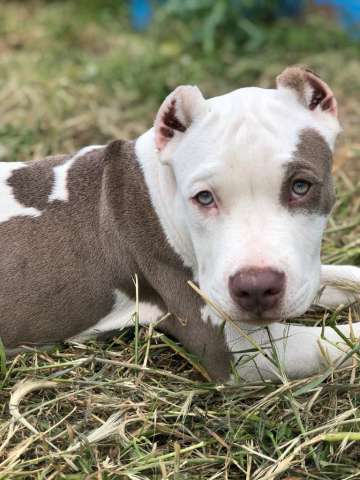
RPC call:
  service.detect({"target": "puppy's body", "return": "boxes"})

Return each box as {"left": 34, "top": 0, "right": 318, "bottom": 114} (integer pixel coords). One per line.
{"left": 1, "top": 142, "right": 232, "bottom": 380}
{"left": 1, "top": 66, "right": 359, "bottom": 382}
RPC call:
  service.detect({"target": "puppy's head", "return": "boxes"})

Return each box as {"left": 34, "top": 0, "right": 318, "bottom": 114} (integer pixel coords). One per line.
{"left": 154, "top": 66, "right": 340, "bottom": 325}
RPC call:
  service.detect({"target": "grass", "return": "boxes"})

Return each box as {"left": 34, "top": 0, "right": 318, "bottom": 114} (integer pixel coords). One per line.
{"left": 0, "top": 1, "right": 360, "bottom": 478}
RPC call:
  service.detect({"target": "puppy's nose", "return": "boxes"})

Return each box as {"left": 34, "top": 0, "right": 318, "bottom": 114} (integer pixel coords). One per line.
{"left": 229, "top": 268, "right": 285, "bottom": 314}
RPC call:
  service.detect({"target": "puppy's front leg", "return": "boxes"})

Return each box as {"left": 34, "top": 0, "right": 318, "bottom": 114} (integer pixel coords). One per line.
{"left": 317, "top": 264, "right": 360, "bottom": 309}
{"left": 226, "top": 320, "right": 360, "bottom": 383}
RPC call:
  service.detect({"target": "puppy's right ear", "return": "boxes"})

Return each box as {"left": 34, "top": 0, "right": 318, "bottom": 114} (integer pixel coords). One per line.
{"left": 154, "top": 85, "right": 205, "bottom": 162}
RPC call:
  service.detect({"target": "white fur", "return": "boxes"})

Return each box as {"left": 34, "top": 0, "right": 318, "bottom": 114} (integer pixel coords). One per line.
{"left": 225, "top": 320, "right": 360, "bottom": 382}
{"left": 48, "top": 145, "right": 103, "bottom": 203}
{"left": 0, "top": 162, "right": 42, "bottom": 223}
{"left": 74, "top": 289, "right": 163, "bottom": 341}
{"left": 177, "top": 89, "right": 333, "bottom": 325}
{"left": 136, "top": 132, "right": 197, "bottom": 270}
{"left": 137, "top": 86, "right": 340, "bottom": 324}
{"left": 318, "top": 264, "right": 360, "bottom": 308}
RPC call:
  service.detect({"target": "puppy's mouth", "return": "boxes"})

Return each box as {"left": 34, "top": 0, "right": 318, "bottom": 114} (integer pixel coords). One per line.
{"left": 237, "top": 313, "right": 282, "bottom": 327}
{"left": 230, "top": 307, "right": 286, "bottom": 327}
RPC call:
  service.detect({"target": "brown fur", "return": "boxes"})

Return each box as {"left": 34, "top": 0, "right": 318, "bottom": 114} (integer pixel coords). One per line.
{"left": 0, "top": 141, "right": 232, "bottom": 382}
{"left": 280, "top": 128, "right": 335, "bottom": 215}
{"left": 277, "top": 65, "right": 308, "bottom": 104}
{"left": 162, "top": 98, "right": 186, "bottom": 133}
{"left": 8, "top": 154, "right": 70, "bottom": 210}
{"left": 277, "top": 65, "right": 331, "bottom": 112}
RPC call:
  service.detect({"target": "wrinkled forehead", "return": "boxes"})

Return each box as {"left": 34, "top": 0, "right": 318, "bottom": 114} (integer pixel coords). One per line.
{"left": 173, "top": 87, "right": 335, "bottom": 184}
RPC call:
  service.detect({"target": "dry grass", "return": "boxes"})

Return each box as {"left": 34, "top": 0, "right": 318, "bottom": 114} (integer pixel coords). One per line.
{"left": 0, "top": 1, "right": 360, "bottom": 478}
{"left": 1, "top": 303, "right": 360, "bottom": 479}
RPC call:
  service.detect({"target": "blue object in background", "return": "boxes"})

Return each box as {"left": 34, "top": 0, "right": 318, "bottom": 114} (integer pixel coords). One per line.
{"left": 130, "top": 0, "right": 360, "bottom": 32}
{"left": 314, "top": 0, "right": 360, "bottom": 29}
{"left": 130, "top": 0, "right": 303, "bottom": 30}
{"left": 131, "top": 0, "right": 152, "bottom": 30}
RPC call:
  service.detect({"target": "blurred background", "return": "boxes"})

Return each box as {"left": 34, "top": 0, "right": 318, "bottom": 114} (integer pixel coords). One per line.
{"left": 0, "top": 0, "right": 359, "bottom": 165}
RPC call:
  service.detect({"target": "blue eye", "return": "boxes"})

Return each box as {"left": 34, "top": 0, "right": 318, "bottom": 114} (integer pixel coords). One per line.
{"left": 194, "top": 190, "right": 215, "bottom": 206}
{"left": 292, "top": 180, "right": 311, "bottom": 196}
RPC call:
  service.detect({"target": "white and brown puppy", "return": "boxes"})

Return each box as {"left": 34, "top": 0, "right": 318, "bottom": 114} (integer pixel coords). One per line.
{"left": 1, "top": 65, "right": 359, "bottom": 382}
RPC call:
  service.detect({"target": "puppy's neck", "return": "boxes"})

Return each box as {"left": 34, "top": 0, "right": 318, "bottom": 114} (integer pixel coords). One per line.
{"left": 135, "top": 128, "right": 197, "bottom": 273}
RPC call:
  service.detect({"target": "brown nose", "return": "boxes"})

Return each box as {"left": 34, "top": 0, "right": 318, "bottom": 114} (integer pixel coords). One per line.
{"left": 229, "top": 268, "right": 285, "bottom": 314}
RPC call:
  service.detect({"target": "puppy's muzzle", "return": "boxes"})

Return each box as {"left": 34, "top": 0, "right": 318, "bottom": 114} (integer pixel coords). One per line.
{"left": 229, "top": 268, "right": 285, "bottom": 315}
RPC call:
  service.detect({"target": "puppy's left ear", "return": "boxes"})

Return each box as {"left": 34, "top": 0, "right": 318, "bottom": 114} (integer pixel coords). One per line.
{"left": 276, "top": 65, "right": 338, "bottom": 117}
{"left": 154, "top": 85, "right": 205, "bottom": 161}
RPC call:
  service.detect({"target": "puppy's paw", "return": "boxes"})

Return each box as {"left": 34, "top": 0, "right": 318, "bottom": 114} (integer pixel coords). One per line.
{"left": 319, "top": 265, "right": 360, "bottom": 309}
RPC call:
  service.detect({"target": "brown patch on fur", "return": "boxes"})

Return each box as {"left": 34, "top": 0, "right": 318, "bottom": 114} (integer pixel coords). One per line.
{"left": 0, "top": 141, "right": 232, "bottom": 382}
{"left": 161, "top": 315, "right": 233, "bottom": 383}
{"left": 7, "top": 154, "right": 70, "bottom": 210}
{"left": 277, "top": 65, "right": 308, "bottom": 106}
{"left": 277, "top": 65, "right": 333, "bottom": 112}
{"left": 280, "top": 128, "right": 335, "bottom": 215}
{"left": 162, "top": 99, "right": 186, "bottom": 133}
{"left": 159, "top": 126, "right": 174, "bottom": 139}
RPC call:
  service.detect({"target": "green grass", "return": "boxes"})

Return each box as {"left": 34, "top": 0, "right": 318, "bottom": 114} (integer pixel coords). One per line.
{"left": 0, "top": 1, "right": 360, "bottom": 478}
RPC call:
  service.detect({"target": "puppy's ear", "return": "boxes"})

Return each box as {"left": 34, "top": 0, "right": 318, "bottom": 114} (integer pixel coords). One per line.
{"left": 154, "top": 85, "right": 205, "bottom": 161}
{"left": 276, "top": 65, "right": 338, "bottom": 117}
